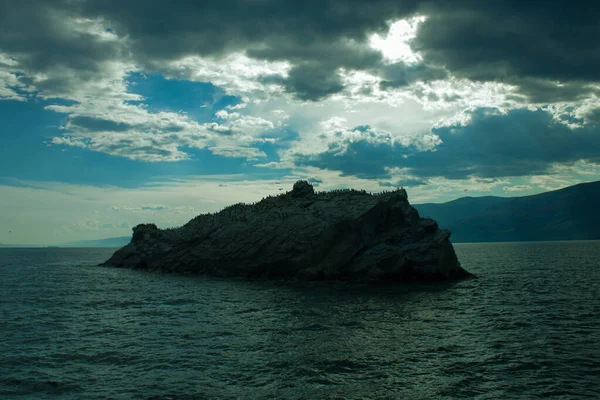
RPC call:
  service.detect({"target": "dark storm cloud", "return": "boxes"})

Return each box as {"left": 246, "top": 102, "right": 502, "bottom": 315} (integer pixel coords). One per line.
{"left": 378, "top": 62, "right": 447, "bottom": 89}
{"left": 583, "top": 108, "right": 600, "bottom": 125}
{"left": 2, "top": 0, "right": 419, "bottom": 100}
{"left": 247, "top": 37, "right": 384, "bottom": 70}
{"left": 284, "top": 63, "right": 345, "bottom": 101}
{"left": 414, "top": 1, "right": 600, "bottom": 101}
{"left": 250, "top": 38, "right": 384, "bottom": 101}
{"left": 79, "top": 0, "right": 418, "bottom": 60}
{"left": 0, "top": 0, "right": 125, "bottom": 90}
{"left": 3, "top": 0, "right": 598, "bottom": 103}
{"left": 295, "top": 108, "right": 600, "bottom": 180}
{"left": 511, "top": 79, "right": 600, "bottom": 104}
{"left": 76, "top": 0, "right": 418, "bottom": 101}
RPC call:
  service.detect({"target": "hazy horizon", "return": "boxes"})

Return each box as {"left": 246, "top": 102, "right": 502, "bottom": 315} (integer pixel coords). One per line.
{"left": 0, "top": 182, "right": 572, "bottom": 246}
{"left": 3, "top": 179, "right": 599, "bottom": 246}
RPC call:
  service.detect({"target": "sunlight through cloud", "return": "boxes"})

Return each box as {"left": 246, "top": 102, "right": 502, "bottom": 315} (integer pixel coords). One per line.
{"left": 369, "top": 16, "right": 426, "bottom": 64}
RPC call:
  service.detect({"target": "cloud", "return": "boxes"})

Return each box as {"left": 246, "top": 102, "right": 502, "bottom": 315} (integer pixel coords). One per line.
{"left": 111, "top": 204, "right": 171, "bottom": 211}
{"left": 293, "top": 123, "right": 441, "bottom": 179}
{"left": 378, "top": 62, "right": 447, "bottom": 89}
{"left": 161, "top": 53, "right": 290, "bottom": 98}
{"left": 529, "top": 175, "right": 575, "bottom": 192}
{"left": 208, "top": 145, "right": 266, "bottom": 160}
{"left": 0, "top": 0, "right": 423, "bottom": 102}
{"left": 3, "top": 0, "right": 600, "bottom": 199}
{"left": 67, "top": 115, "right": 135, "bottom": 132}
{"left": 79, "top": 0, "right": 417, "bottom": 60}
{"left": 47, "top": 85, "right": 288, "bottom": 161}
{"left": 294, "top": 107, "right": 600, "bottom": 180}
{"left": 582, "top": 107, "right": 600, "bottom": 125}
{"left": 503, "top": 185, "right": 532, "bottom": 192}
{"left": 252, "top": 39, "right": 385, "bottom": 101}
{"left": 0, "top": 1, "right": 130, "bottom": 100}
{"left": 0, "top": 1, "right": 122, "bottom": 69}
{"left": 379, "top": 178, "right": 427, "bottom": 188}
{"left": 283, "top": 63, "right": 345, "bottom": 101}
{"left": 51, "top": 132, "right": 192, "bottom": 162}
{"left": 4, "top": 0, "right": 600, "bottom": 107}
{"left": 0, "top": 58, "right": 29, "bottom": 101}
{"left": 413, "top": 1, "right": 600, "bottom": 102}
{"left": 61, "top": 219, "right": 120, "bottom": 233}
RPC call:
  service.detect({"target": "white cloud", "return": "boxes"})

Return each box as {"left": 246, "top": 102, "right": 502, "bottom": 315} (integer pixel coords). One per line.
{"left": 529, "top": 175, "right": 574, "bottom": 191}
{"left": 410, "top": 79, "right": 521, "bottom": 112}
{"left": 160, "top": 53, "right": 290, "bottom": 99}
{"left": 0, "top": 55, "right": 29, "bottom": 101}
{"left": 208, "top": 145, "right": 266, "bottom": 160}
{"left": 503, "top": 185, "right": 532, "bottom": 192}
{"left": 44, "top": 78, "right": 283, "bottom": 161}
{"left": 254, "top": 161, "right": 292, "bottom": 169}
{"left": 111, "top": 204, "right": 172, "bottom": 212}
{"left": 528, "top": 162, "right": 600, "bottom": 191}
{"left": 0, "top": 72, "right": 27, "bottom": 101}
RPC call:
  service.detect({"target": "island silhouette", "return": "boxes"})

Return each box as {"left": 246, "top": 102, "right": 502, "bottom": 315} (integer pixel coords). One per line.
{"left": 102, "top": 181, "right": 471, "bottom": 282}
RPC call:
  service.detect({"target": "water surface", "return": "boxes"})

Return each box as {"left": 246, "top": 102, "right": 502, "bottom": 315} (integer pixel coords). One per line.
{"left": 1, "top": 242, "right": 599, "bottom": 399}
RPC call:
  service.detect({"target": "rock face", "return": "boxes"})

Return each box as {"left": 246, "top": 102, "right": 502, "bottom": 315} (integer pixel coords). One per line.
{"left": 102, "top": 181, "right": 472, "bottom": 281}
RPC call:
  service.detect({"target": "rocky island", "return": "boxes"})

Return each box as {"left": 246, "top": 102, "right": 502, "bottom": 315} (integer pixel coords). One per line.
{"left": 102, "top": 181, "right": 472, "bottom": 281}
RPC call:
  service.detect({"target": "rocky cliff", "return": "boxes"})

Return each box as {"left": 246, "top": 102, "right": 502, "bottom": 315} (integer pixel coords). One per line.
{"left": 102, "top": 181, "right": 472, "bottom": 281}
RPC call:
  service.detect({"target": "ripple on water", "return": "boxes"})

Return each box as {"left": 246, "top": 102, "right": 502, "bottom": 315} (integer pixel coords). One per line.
{"left": 1, "top": 244, "right": 600, "bottom": 399}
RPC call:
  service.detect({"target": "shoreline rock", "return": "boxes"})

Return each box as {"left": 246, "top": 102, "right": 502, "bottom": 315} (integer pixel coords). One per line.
{"left": 102, "top": 181, "right": 473, "bottom": 282}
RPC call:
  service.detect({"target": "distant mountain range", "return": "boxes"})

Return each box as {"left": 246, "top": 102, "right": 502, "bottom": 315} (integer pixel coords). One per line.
{"left": 414, "top": 181, "right": 600, "bottom": 243}
{"left": 1, "top": 237, "right": 131, "bottom": 248}
{"left": 0, "top": 237, "right": 130, "bottom": 248}
{"left": 58, "top": 236, "right": 131, "bottom": 248}
{"left": 0, "top": 243, "right": 41, "bottom": 248}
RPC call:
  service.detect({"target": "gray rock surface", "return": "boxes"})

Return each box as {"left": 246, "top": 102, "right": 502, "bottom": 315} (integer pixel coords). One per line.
{"left": 102, "top": 181, "right": 472, "bottom": 281}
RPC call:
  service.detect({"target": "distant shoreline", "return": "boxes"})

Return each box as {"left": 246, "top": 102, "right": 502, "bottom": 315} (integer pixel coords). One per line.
{"left": 2, "top": 238, "right": 600, "bottom": 249}
{"left": 453, "top": 239, "right": 600, "bottom": 245}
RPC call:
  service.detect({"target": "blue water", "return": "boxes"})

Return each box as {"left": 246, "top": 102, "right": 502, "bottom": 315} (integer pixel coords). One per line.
{"left": 1, "top": 242, "right": 599, "bottom": 399}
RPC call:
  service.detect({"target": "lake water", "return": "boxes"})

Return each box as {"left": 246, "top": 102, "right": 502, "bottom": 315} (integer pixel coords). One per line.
{"left": 1, "top": 242, "right": 599, "bottom": 399}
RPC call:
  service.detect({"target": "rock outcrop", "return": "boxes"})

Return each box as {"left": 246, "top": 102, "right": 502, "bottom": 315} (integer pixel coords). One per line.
{"left": 102, "top": 181, "right": 472, "bottom": 281}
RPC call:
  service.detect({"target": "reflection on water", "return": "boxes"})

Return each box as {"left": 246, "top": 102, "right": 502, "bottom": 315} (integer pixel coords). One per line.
{"left": 1, "top": 243, "right": 599, "bottom": 399}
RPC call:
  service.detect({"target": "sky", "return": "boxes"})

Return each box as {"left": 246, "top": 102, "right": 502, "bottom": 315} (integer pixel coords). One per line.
{"left": 1, "top": 1, "right": 600, "bottom": 245}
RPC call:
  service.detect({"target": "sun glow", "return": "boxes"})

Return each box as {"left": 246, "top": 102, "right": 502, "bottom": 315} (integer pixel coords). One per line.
{"left": 369, "top": 16, "right": 427, "bottom": 64}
